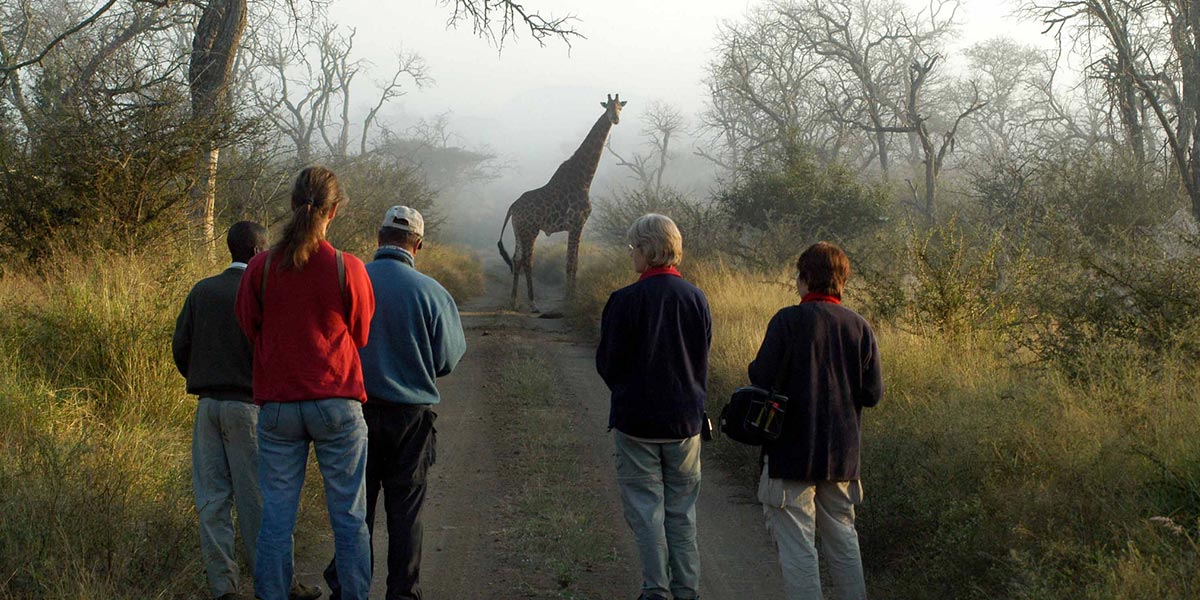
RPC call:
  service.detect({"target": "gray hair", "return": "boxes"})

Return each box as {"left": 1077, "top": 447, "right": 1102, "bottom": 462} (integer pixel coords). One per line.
{"left": 627, "top": 213, "right": 683, "bottom": 268}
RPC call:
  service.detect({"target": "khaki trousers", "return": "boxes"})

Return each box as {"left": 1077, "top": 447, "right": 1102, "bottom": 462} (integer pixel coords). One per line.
{"left": 759, "top": 464, "right": 866, "bottom": 600}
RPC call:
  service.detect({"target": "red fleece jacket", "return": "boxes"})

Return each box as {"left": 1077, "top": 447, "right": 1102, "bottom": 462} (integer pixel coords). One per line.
{"left": 235, "top": 241, "right": 375, "bottom": 404}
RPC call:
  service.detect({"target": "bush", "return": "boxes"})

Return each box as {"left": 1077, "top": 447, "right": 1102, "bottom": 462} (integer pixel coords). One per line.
{"left": 715, "top": 148, "right": 888, "bottom": 266}
{"left": 325, "top": 154, "right": 439, "bottom": 256}
{"left": 0, "top": 96, "right": 208, "bottom": 261}
{"left": 592, "top": 186, "right": 728, "bottom": 260}
{"left": 1018, "top": 231, "right": 1200, "bottom": 377}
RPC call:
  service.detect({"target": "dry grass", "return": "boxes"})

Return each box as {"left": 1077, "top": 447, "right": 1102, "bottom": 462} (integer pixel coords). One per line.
{"left": 572, "top": 252, "right": 1200, "bottom": 599}
{"left": 416, "top": 243, "right": 486, "bottom": 303}
{"left": 0, "top": 243, "right": 485, "bottom": 599}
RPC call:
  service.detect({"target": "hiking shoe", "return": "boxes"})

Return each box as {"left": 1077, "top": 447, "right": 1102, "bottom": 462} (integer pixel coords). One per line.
{"left": 215, "top": 593, "right": 250, "bottom": 600}
{"left": 289, "top": 581, "right": 323, "bottom": 600}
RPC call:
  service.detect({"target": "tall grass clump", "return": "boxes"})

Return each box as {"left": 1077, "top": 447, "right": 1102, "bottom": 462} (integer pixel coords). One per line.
{"left": 417, "top": 243, "right": 485, "bottom": 304}
{"left": 571, "top": 250, "right": 1200, "bottom": 599}
{"left": 0, "top": 238, "right": 487, "bottom": 599}
{"left": 0, "top": 246, "right": 216, "bottom": 599}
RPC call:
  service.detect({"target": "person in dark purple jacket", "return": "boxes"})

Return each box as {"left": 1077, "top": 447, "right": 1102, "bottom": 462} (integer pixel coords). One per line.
{"left": 748, "top": 241, "right": 883, "bottom": 600}
{"left": 596, "top": 213, "right": 712, "bottom": 600}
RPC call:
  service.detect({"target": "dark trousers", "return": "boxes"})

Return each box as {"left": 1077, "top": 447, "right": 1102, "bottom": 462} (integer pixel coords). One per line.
{"left": 325, "top": 402, "right": 437, "bottom": 600}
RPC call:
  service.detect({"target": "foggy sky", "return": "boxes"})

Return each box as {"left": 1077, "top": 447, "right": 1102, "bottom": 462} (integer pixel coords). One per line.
{"left": 328, "top": 0, "right": 1052, "bottom": 243}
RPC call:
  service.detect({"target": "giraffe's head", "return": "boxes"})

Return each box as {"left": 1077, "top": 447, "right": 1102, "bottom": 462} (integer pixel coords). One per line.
{"left": 601, "top": 93, "right": 627, "bottom": 125}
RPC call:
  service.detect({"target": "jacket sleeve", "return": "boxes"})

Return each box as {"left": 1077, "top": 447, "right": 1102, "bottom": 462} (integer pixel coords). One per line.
{"left": 857, "top": 325, "right": 884, "bottom": 408}
{"left": 595, "top": 292, "right": 630, "bottom": 389}
{"left": 235, "top": 257, "right": 262, "bottom": 345}
{"left": 344, "top": 256, "right": 375, "bottom": 348}
{"left": 171, "top": 289, "right": 194, "bottom": 379}
{"left": 431, "top": 291, "right": 466, "bottom": 377}
{"left": 748, "top": 311, "right": 788, "bottom": 388}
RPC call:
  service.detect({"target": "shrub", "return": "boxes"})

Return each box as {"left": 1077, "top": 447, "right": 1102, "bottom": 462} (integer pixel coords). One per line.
{"left": 417, "top": 243, "right": 485, "bottom": 304}
{"left": 592, "top": 186, "right": 728, "bottom": 260}
{"left": 715, "top": 148, "right": 888, "bottom": 266}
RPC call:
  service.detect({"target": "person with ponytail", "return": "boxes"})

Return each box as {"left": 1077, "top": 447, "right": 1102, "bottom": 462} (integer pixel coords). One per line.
{"left": 235, "top": 166, "right": 376, "bottom": 600}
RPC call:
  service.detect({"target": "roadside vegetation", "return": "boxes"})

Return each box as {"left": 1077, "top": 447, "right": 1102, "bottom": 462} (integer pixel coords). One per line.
{"left": 5, "top": 0, "right": 1200, "bottom": 596}
{"left": 491, "top": 344, "right": 621, "bottom": 599}
{"left": 0, "top": 244, "right": 482, "bottom": 599}
{"left": 574, "top": 237, "right": 1200, "bottom": 598}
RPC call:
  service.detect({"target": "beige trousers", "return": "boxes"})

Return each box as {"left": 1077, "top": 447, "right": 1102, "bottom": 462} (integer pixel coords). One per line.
{"left": 759, "top": 464, "right": 867, "bottom": 600}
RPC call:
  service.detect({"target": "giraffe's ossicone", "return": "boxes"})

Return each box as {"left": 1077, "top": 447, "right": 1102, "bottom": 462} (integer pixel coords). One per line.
{"left": 497, "top": 94, "right": 627, "bottom": 311}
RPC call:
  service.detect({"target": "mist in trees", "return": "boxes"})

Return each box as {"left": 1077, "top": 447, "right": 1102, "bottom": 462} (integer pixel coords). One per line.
{"left": 0, "top": 0, "right": 567, "bottom": 260}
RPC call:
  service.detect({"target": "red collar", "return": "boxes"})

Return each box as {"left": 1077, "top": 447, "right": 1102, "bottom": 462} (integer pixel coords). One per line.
{"left": 639, "top": 266, "right": 682, "bottom": 281}
{"left": 801, "top": 292, "right": 841, "bottom": 304}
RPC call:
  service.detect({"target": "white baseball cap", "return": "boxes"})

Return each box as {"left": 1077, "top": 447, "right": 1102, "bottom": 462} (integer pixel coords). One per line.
{"left": 381, "top": 205, "right": 424, "bottom": 237}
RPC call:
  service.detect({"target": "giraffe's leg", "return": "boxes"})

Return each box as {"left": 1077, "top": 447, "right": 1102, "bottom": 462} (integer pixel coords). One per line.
{"left": 510, "top": 254, "right": 520, "bottom": 308}
{"left": 514, "top": 229, "right": 538, "bottom": 312}
{"left": 524, "top": 237, "right": 538, "bottom": 313}
{"left": 566, "top": 228, "right": 582, "bottom": 300}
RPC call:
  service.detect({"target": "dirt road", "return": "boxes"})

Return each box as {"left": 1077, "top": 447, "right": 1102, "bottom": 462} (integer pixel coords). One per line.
{"left": 296, "top": 263, "right": 784, "bottom": 599}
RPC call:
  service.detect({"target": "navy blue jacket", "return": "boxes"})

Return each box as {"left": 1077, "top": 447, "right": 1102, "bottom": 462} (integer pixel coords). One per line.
{"left": 749, "top": 301, "right": 883, "bottom": 481}
{"left": 596, "top": 272, "right": 712, "bottom": 439}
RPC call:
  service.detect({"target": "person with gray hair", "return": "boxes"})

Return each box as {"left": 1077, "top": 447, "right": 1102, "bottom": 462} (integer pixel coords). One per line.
{"left": 596, "top": 213, "right": 712, "bottom": 600}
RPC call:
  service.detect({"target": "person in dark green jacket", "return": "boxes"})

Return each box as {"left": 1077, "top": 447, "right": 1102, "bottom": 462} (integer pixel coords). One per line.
{"left": 173, "top": 222, "right": 320, "bottom": 600}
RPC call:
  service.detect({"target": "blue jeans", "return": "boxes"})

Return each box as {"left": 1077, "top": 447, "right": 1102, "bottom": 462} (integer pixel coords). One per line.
{"left": 254, "top": 399, "right": 370, "bottom": 600}
{"left": 614, "top": 431, "right": 702, "bottom": 600}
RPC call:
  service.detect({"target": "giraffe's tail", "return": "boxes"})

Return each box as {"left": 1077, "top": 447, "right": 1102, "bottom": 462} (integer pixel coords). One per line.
{"left": 497, "top": 205, "right": 514, "bottom": 273}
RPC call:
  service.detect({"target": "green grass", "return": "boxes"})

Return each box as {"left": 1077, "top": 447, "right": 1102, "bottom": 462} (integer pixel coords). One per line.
{"left": 0, "top": 243, "right": 485, "bottom": 599}
{"left": 571, "top": 250, "right": 1200, "bottom": 599}
{"left": 489, "top": 344, "right": 620, "bottom": 599}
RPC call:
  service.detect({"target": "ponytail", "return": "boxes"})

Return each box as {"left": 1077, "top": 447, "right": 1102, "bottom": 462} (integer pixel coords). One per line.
{"left": 273, "top": 166, "right": 344, "bottom": 270}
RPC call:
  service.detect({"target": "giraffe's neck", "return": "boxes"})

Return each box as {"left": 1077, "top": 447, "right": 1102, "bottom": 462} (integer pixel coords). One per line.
{"left": 551, "top": 112, "right": 614, "bottom": 190}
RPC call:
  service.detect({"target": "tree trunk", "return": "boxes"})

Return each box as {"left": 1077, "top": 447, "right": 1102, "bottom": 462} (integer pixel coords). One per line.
{"left": 188, "top": 0, "right": 248, "bottom": 246}
{"left": 190, "top": 144, "right": 219, "bottom": 245}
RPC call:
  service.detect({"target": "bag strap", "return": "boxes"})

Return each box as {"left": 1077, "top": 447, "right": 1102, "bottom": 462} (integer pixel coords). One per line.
{"left": 335, "top": 249, "right": 347, "bottom": 319}
{"left": 258, "top": 249, "right": 347, "bottom": 317}
{"left": 259, "top": 251, "right": 272, "bottom": 310}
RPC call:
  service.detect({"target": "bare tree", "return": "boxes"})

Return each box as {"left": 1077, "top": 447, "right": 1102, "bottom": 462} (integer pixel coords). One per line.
{"left": 871, "top": 55, "right": 986, "bottom": 221}
{"left": 607, "top": 100, "right": 685, "bottom": 193}
{"left": 699, "top": 0, "right": 961, "bottom": 179}
{"left": 441, "top": 0, "right": 581, "bottom": 47}
{"left": 956, "top": 38, "right": 1076, "bottom": 163}
{"left": 189, "top": 0, "right": 249, "bottom": 245}
{"left": 247, "top": 17, "right": 429, "bottom": 165}
{"left": 699, "top": 5, "right": 836, "bottom": 171}
{"left": 781, "top": 0, "right": 960, "bottom": 181}
{"left": 1028, "top": 0, "right": 1193, "bottom": 201}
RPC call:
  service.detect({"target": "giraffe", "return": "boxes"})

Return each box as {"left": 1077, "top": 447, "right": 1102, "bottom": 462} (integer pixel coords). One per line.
{"left": 497, "top": 93, "right": 626, "bottom": 311}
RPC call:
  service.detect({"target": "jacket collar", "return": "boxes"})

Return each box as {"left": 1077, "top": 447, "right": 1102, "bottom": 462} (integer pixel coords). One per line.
{"left": 801, "top": 292, "right": 841, "bottom": 304}
{"left": 638, "top": 265, "right": 682, "bottom": 281}
{"left": 375, "top": 245, "right": 415, "bottom": 267}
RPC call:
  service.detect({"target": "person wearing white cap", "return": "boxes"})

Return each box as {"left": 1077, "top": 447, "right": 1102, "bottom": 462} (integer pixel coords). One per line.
{"left": 323, "top": 205, "right": 466, "bottom": 600}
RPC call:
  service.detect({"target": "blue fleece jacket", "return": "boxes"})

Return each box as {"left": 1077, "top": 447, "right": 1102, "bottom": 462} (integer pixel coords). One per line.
{"left": 359, "top": 246, "right": 466, "bottom": 405}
